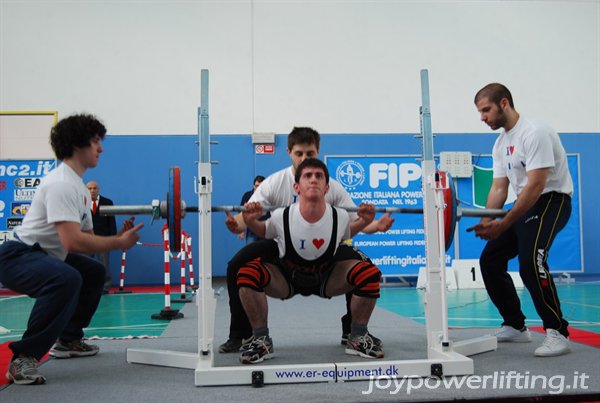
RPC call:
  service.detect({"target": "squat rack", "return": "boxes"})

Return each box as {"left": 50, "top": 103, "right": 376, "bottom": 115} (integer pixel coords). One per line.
{"left": 126, "top": 69, "right": 497, "bottom": 387}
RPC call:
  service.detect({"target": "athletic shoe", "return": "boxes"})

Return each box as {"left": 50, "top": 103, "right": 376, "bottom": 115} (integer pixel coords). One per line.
{"left": 239, "top": 335, "right": 274, "bottom": 364}
{"left": 218, "top": 337, "right": 253, "bottom": 353}
{"left": 494, "top": 326, "right": 532, "bottom": 342}
{"left": 49, "top": 339, "right": 99, "bottom": 358}
{"left": 534, "top": 329, "right": 571, "bottom": 357}
{"left": 341, "top": 332, "right": 383, "bottom": 348}
{"left": 6, "top": 356, "right": 46, "bottom": 385}
{"left": 345, "top": 334, "right": 385, "bottom": 359}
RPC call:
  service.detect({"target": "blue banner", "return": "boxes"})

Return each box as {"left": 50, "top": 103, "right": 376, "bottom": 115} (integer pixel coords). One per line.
{"left": 326, "top": 155, "right": 453, "bottom": 276}
{"left": 326, "top": 154, "right": 583, "bottom": 276}
{"left": 0, "top": 159, "right": 56, "bottom": 236}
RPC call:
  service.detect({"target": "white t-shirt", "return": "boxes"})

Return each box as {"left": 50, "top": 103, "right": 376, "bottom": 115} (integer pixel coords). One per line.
{"left": 15, "top": 163, "right": 93, "bottom": 260}
{"left": 492, "top": 117, "right": 573, "bottom": 196}
{"left": 265, "top": 204, "right": 351, "bottom": 260}
{"left": 249, "top": 166, "right": 358, "bottom": 220}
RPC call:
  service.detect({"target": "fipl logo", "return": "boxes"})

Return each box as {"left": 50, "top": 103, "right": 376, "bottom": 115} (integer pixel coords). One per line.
{"left": 336, "top": 160, "right": 365, "bottom": 189}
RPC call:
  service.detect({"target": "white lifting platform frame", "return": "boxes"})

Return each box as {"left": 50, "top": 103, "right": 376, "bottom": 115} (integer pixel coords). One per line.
{"left": 126, "top": 69, "right": 497, "bottom": 387}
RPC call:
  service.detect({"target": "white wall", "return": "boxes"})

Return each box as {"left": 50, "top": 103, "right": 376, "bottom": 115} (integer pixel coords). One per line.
{"left": 1, "top": 0, "right": 598, "bottom": 141}
{"left": 0, "top": 112, "right": 56, "bottom": 158}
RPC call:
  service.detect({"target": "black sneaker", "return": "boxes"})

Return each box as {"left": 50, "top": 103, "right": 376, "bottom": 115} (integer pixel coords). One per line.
{"left": 239, "top": 335, "right": 274, "bottom": 364}
{"left": 218, "top": 337, "right": 253, "bottom": 353}
{"left": 345, "top": 334, "right": 385, "bottom": 359}
{"left": 49, "top": 339, "right": 99, "bottom": 358}
{"left": 6, "top": 356, "right": 46, "bottom": 385}
{"left": 341, "top": 332, "right": 383, "bottom": 348}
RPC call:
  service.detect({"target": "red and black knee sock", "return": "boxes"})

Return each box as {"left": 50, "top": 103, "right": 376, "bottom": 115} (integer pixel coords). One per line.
{"left": 237, "top": 258, "right": 271, "bottom": 292}
{"left": 347, "top": 261, "right": 381, "bottom": 299}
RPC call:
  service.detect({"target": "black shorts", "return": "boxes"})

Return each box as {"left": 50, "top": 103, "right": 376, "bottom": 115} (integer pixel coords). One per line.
{"left": 273, "top": 244, "right": 372, "bottom": 299}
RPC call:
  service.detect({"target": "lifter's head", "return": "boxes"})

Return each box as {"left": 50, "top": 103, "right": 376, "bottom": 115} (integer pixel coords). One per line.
{"left": 293, "top": 158, "right": 330, "bottom": 200}
{"left": 287, "top": 127, "right": 320, "bottom": 171}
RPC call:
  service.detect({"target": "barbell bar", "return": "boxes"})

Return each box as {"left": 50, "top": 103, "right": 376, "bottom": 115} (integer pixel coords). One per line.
{"left": 100, "top": 167, "right": 507, "bottom": 253}
{"left": 100, "top": 204, "right": 505, "bottom": 216}
{"left": 99, "top": 203, "right": 446, "bottom": 216}
{"left": 209, "top": 205, "right": 506, "bottom": 217}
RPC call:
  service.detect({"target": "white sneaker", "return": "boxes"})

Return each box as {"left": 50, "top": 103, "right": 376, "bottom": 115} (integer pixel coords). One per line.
{"left": 494, "top": 325, "right": 532, "bottom": 342}
{"left": 535, "top": 329, "right": 571, "bottom": 357}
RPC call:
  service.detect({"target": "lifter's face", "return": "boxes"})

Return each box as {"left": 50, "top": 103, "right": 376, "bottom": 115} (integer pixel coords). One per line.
{"left": 293, "top": 166, "right": 329, "bottom": 200}
{"left": 288, "top": 143, "right": 318, "bottom": 171}
{"left": 476, "top": 97, "right": 508, "bottom": 131}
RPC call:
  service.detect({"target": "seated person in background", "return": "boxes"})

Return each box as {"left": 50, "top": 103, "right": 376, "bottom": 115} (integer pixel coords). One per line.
{"left": 237, "top": 158, "right": 384, "bottom": 364}
{"left": 241, "top": 175, "right": 266, "bottom": 205}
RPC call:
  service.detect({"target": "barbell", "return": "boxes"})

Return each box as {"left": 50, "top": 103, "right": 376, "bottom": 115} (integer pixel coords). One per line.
{"left": 100, "top": 167, "right": 507, "bottom": 253}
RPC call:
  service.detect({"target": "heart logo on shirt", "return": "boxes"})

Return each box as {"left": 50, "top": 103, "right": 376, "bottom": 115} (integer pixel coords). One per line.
{"left": 312, "top": 239, "right": 325, "bottom": 249}
{"left": 509, "top": 145, "right": 515, "bottom": 155}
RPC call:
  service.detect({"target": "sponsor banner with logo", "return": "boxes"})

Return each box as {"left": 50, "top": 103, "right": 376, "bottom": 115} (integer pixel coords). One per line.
{"left": 0, "top": 159, "right": 56, "bottom": 233}
{"left": 326, "top": 154, "right": 582, "bottom": 276}
{"left": 326, "top": 155, "right": 451, "bottom": 276}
